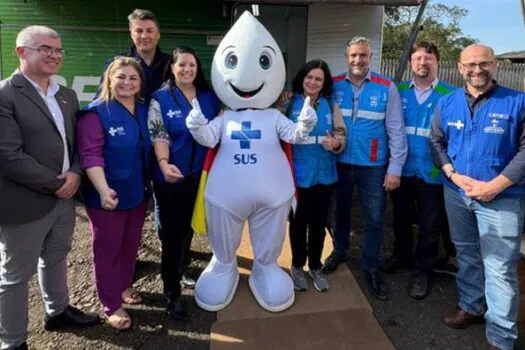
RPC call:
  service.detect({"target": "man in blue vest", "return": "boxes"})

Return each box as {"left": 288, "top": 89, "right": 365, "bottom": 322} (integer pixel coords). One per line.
{"left": 322, "top": 36, "right": 407, "bottom": 301}
{"left": 430, "top": 44, "right": 525, "bottom": 350}
{"left": 382, "top": 41, "right": 455, "bottom": 300}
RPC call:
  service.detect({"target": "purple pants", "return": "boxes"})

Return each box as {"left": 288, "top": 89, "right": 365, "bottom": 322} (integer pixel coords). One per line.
{"left": 86, "top": 201, "right": 147, "bottom": 315}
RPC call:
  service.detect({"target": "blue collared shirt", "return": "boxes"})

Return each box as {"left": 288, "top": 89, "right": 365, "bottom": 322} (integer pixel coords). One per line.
{"left": 410, "top": 78, "right": 439, "bottom": 104}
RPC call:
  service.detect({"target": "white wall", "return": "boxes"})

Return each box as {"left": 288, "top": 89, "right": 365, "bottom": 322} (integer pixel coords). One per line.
{"left": 306, "top": 4, "right": 384, "bottom": 76}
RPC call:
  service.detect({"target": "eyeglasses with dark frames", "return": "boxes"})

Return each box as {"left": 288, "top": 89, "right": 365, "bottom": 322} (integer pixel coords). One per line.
{"left": 460, "top": 61, "right": 494, "bottom": 72}
{"left": 23, "top": 45, "right": 65, "bottom": 57}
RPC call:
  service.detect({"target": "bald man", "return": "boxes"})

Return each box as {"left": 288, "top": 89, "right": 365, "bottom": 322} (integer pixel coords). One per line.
{"left": 430, "top": 44, "right": 525, "bottom": 350}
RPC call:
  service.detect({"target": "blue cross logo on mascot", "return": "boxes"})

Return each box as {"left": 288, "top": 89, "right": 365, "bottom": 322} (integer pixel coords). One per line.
{"left": 232, "top": 121, "right": 261, "bottom": 164}
{"left": 185, "top": 11, "right": 318, "bottom": 312}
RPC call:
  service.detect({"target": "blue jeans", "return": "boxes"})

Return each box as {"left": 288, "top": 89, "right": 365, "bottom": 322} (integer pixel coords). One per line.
{"left": 444, "top": 186, "right": 525, "bottom": 350}
{"left": 333, "top": 163, "right": 387, "bottom": 271}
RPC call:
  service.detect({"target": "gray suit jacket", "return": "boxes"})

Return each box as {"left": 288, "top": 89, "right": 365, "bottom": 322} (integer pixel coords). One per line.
{"left": 0, "top": 71, "right": 80, "bottom": 225}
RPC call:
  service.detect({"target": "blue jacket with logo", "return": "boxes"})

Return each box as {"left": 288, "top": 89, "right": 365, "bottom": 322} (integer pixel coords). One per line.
{"left": 82, "top": 99, "right": 151, "bottom": 210}
{"left": 288, "top": 95, "right": 337, "bottom": 188}
{"left": 151, "top": 85, "right": 220, "bottom": 183}
{"left": 439, "top": 86, "right": 525, "bottom": 197}
{"left": 399, "top": 80, "right": 455, "bottom": 184}
{"left": 333, "top": 71, "right": 391, "bottom": 166}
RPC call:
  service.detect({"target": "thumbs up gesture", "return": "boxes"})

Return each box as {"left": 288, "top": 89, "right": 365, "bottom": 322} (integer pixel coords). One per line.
{"left": 322, "top": 130, "right": 341, "bottom": 151}
{"left": 186, "top": 98, "right": 209, "bottom": 130}
{"left": 298, "top": 96, "right": 317, "bottom": 131}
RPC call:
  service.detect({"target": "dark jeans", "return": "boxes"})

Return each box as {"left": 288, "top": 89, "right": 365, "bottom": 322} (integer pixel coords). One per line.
{"left": 390, "top": 177, "right": 442, "bottom": 273}
{"left": 334, "top": 163, "right": 387, "bottom": 271}
{"left": 153, "top": 176, "right": 197, "bottom": 300}
{"left": 289, "top": 184, "right": 335, "bottom": 270}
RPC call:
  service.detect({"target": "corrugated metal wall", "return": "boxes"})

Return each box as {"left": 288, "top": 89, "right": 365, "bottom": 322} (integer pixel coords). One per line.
{"left": 381, "top": 59, "right": 525, "bottom": 91}
{"left": 306, "top": 4, "right": 383, "bottom": 76}
{"left": 0, "top": 0, "right": 230, "bottom": 103}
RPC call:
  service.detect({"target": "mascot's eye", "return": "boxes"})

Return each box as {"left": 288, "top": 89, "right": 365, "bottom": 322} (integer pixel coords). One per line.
{"left": 259, "top": 53, "right": 271, "bottom": 70}
{"left": 225, "top": 53, "right": 238, "bottom": 69}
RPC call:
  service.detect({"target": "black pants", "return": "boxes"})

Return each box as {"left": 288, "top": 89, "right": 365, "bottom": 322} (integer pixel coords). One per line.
{"left": 390, "top": 177, "right": 442, "bottom": 273}
{"left": 153, "top": 176, "right": 197, "bottom": 300}
{"left": 289, "top": 184, "right": 334, "bottom": 270}
{"left": 437, "top": 188, "right": 455, "bottom": 258}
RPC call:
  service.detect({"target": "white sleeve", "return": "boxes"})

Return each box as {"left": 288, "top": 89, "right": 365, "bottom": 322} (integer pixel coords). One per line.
{"left": 275, "top": 109, "right": 315, "bottom": 144}
{"left": 189, "top": 115, "right": 223, "bottom": 148}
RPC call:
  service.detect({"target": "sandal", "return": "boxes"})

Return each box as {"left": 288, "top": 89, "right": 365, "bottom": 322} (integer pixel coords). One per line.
{"left": 107, "top": 307, "right": 132, "bottom": 331}
{"left": 122, "top": 288, "right": 142, "bottom": 305}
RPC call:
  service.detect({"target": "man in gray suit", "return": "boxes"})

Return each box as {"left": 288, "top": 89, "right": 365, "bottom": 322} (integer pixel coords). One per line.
{"left": 0, "top": 26, "right": 99, "bottom": 350}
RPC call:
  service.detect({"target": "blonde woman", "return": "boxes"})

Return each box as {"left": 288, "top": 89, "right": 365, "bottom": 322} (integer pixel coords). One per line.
{"left": 77, "top": 57, "right": 151, "bottom": 330}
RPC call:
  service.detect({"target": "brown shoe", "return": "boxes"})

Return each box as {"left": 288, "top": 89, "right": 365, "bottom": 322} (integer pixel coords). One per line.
{"left": 488, "top": 346, "right": 501, "bottom": 350}
{"left": 443, "top": 306, "right": 485, "bottom": 329}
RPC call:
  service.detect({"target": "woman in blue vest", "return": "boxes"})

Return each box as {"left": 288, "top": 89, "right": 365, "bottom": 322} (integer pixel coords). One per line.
{"left": 77, "top": 57, "right": 151, "bottom": 330}
{"left": 148, "top": 46, "right": 220, "bottom": 321}
{"left": 285, "top": 60, "right": 346, "bottom": 292}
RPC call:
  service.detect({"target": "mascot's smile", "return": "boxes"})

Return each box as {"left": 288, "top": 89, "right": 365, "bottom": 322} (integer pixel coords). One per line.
{"left": 229, "top": 82, "right": 264, "bottom": 99}
{"left": 211, "top": 9, "right": 285, "bottom": 110}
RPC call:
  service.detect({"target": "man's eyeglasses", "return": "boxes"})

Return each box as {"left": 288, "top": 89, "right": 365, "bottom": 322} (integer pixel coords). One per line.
{"left": 24, "top": 45, "right": 65, "bottom": 57}
{"left": 460, "top": 61, "right": 494, "bottom": 72}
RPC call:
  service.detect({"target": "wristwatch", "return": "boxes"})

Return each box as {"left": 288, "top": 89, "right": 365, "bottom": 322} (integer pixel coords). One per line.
{"left": 445, "top": 169, "right": 456, "bottom": 180}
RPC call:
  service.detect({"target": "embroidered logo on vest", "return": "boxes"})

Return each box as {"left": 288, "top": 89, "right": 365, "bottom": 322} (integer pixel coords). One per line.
{"left": 484, "top": 119, "right": 505, "bottom": 134}
{"left": 447, "top": 120, "right": 465, "bottom": 130}
{"left": 167, "top": 109, "right": 182, "bottom": 119}
{"left": 326, "top": 113, "right": 332, "bottom": 125}
{"left": 108, "top": 126, "right": 125, "bottom": 136}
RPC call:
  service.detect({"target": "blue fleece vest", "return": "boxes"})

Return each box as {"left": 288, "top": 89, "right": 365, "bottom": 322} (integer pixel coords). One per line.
{"left": 289, "top": 95, "right": 337, "bottom": 188}
{"left": 151, "top": 86, "right": 220, "bottom": 183}
{"left": 333, "top": 72, "right": 391, "bottom": 166}
{"left": 83, "top": 99, "right": 151, "bottom": 210}
{"left": 399, "top": 81, "right": 455, "bottom": 184}
{"left": 440, "top": 86, "right": 525, "bottom": 197}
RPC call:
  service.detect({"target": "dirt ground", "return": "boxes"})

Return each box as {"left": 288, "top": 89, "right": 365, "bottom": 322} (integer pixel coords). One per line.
{"left": 25, "top": 205, "right": 214, "bottom": 350}
{"left": 22, "top": 202, "right": 525, "bottom": 349}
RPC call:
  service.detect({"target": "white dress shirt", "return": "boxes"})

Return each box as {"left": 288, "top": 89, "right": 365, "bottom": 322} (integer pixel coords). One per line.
{"left": 22, "top": 74, "right": 70, "bottom": 173}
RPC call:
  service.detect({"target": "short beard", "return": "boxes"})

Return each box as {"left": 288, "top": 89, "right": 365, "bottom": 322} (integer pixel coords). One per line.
{"left": 465, "top": 72, "right": 491, "bottom": 89}
{"left": 350, "top": 66, "right": 367, "bottom": 78}
{"left": 414, "top": 70, "right": 429, "bottom": 78}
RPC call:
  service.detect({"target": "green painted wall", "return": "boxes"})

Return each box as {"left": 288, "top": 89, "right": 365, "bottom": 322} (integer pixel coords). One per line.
{"left": 0, "top": 0, "right": 231, "bottom": 103}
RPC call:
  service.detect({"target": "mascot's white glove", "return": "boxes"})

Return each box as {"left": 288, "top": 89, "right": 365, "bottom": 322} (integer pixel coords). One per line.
{"left": 296, "top": 96, "right": 317, "bottom": 138}
{"left": 186, "top": 99, "right": 209, "bottom": 130}
{"left": 186, "top": 98, "right": 223, "bottom": 148}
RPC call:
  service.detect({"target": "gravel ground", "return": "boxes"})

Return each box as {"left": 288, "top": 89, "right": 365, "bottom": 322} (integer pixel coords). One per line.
{"left": 346, "top": 204, "right": 525, "bottom": 350}
{"left": 21, "top": 202, "right": 525, "bottom": 349}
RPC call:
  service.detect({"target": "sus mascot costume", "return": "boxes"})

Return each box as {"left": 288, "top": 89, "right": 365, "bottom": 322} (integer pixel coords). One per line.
{"left": 186, "top": 11, "right": 317, "bottom": 312}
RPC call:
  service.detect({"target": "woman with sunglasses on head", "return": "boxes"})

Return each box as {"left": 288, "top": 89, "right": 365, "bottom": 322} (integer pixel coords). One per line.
{"left": 284, "top": 59, "right": 346, "bottom": 293}
{"left": 77, "top": 56, "right": 152, "bottom": 330}
{"left": 148, "top": 46, "right": 220, "bottom": 321}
